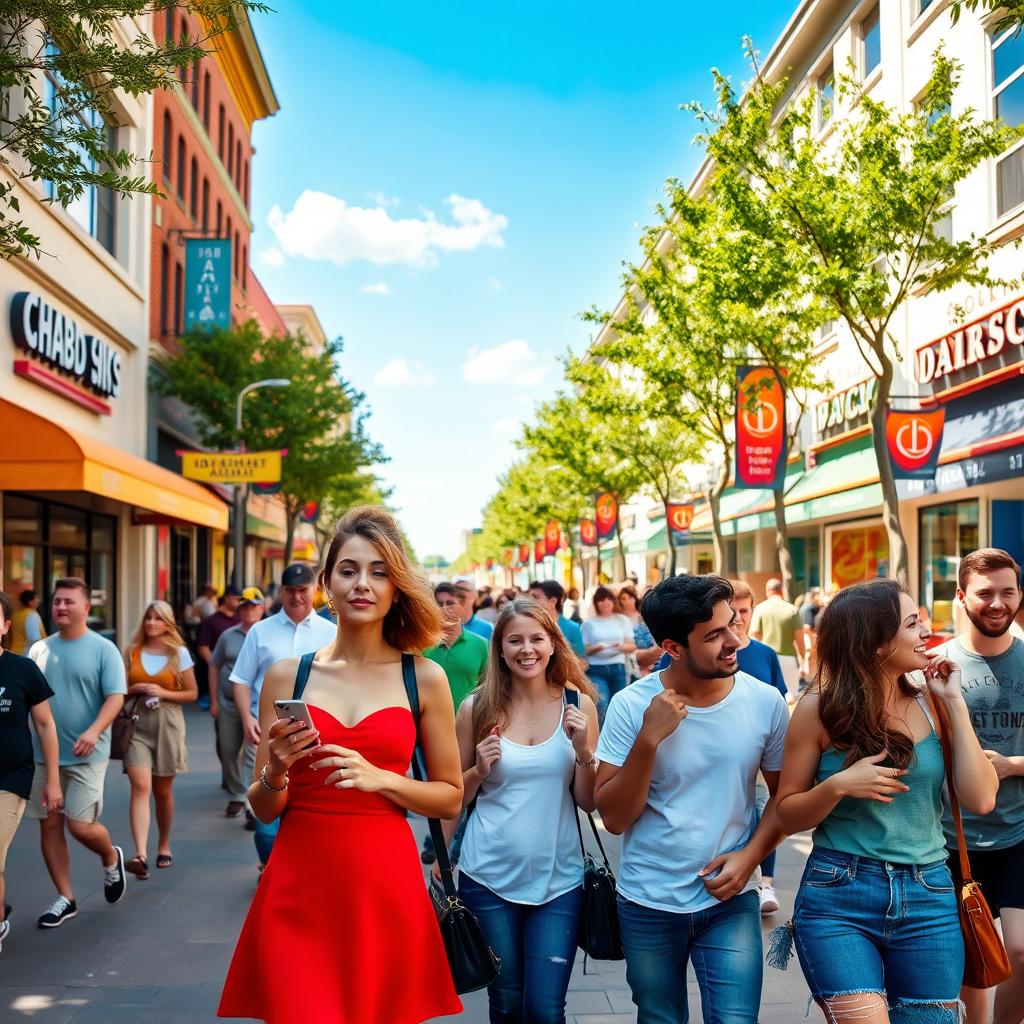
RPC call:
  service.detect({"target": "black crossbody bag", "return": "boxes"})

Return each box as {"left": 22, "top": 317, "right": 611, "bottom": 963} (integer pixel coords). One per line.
{"left": 401, "top": 654, "right": 501, "bottom": 995}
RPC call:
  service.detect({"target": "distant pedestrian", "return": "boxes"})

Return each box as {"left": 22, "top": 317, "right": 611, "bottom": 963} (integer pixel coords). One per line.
{"left": 210, "top": 588, "right": 264, "bottom": 820}
{"left": 453, "top": 576, "right": 494, "bottom": 640}
{"left": 565, "top": 586, "right": 582, "bottom": 624}
{"left": 27, "top": 578, "right": 127, "bottom": 928}
{"left": 192, "top": 584, "right": 218, "bottom": 623}
{"left": 528, "top": 579, "right": 586, "bottom": 662}
{"left": 581, "top": 585, "right": 634, "bottom": 722}
{"left": 749, "top": 578, "right": 804, "bottom": 702}
{"left": 197, "top": 587, "right": 240, "bottom": 780}
{"left": 122, "top": 601, "right": 198, "bottom": 880}
{"left": 775, "top": 579, "right": 998, "bottom": 1024}
{"left": 617, "top": 585, "right": 660, "bottom": 680}
{"left": 444, "top": 598, "right": 599, "bottom": 1024}
{"left": 10, "top": 590, "right": 46, "bottom": 656}
{"left": 797, "top": 587, "right": 823, "bottom": 690}
{"left": 229, "top": 563, "right": 336, "bottom": 867}
{"left": 0, "top": 592, "right": 61, "bottom": 953}
{"left": 219, "top": 505, "right": 463, "bottom": 1024}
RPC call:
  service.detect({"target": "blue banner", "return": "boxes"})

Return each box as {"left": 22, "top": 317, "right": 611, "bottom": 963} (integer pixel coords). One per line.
{"left": 183, "top": 238, "right": 232, "bottom": 333}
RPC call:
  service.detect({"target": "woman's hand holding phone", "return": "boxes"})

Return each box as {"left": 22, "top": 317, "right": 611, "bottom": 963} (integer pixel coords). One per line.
{"left": 266, "top": 717, "right": 321, "bottom": 776}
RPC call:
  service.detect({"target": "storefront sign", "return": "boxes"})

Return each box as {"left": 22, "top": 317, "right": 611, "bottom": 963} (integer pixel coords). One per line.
{"left": 735, "top": 366, "right": 786, "bottom": 489}
{"left": 181, "top": 450, "right": 283, "bottom": 484}
{"left": 898, "top": 444, "right": 1024, "bottom": 498}
{"left": 595, "top": 493, "right": 618, "bottom": 542}
{"left": 916, "top": 295, "right": 1024, "bottom": 395}
{"left": 534, "top": 538, "right": 545, "bottom": 562}
{"left": 666, "top": 503, "right": 695, "bottom": 545}
{"left": 10, "top": 291, "right": 122, "bottom": 399}
{"left": 579, "top": 519, "right": 598, "bottom": 547}
{"left": 829, "top": 523, "right": 889, "bottom": 590}
{"left": 814, "top": 378, "right": 876, "bottom": 441}
{"left": 183, "top": 238, "right": 232, "bottom": 332}
{"left": 544, "top": 519, "right": 560, "bottom": 555}
{"left": 885, "top": 408, "right": 945, "bottom": 480}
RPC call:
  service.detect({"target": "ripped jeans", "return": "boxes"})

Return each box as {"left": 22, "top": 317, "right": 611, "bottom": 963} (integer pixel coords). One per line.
{"left": 793, "top": 848, "right": 963, "bottom": 1022}
{"left": 459, "top": 873, "right": 583, "bottom": 1024}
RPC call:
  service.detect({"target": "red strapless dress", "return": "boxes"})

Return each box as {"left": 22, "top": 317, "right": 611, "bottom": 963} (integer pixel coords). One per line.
{"left": 218, "top": 704, "right": 462, "bottom": 1024}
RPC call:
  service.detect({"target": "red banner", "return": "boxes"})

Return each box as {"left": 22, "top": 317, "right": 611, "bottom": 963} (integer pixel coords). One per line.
{"left": 503, "top": 548, "right": 514, "bottom": 567}
{"left": 886, "top": 407, "right": 945, "bottom": 480}
{"left": 666, "top": 503, "right": 695, "bottom": 545}
{"left": 534, "top": 538, "right": 545, "bottom": 562}
{"left": 518, "top": 543, "right": 531, "bottom": 565}
{"left": 735, "top": 366, "right": 786, "bottom": 489}
{"left": 579, "top": 519, "right": 597, "bottom": 547}
{"left": 544, "top": 519, "right": 560, "bottom": 556}
{"left": 595, "top": 492, "right": 617, "bottom": 541}
{"left": 485, "top": 557, "right": 494, "bottom": 569}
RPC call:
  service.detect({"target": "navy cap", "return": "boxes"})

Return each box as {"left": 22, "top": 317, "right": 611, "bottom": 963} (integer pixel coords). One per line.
{"left": 281, "top": 563, "right": 316, "bottom": 587}
{"left": 223, "top": 585, "right": 242, "bottom": 598}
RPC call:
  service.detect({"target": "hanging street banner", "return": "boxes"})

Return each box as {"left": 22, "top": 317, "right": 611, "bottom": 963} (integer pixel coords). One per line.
{"left": 486, "top": 558, "right": 495, "bottom": 570}
{"left": 735, "top": 366, "right": 786, "bottom": 490}
{"left": 544, "top": 519, "right": 561, "bottom": 556}
{"left": 518, "top": 543, "right": 531, "bottom": 566}
{"left": 579, "top": 519, "right": 598, "bottom": 547}
{"left": 666, "top": 503, "right": 695, "bottom": 545}
{"left": 503, "top": 548, "right": 515, "bottom": 567}
{"left": 183, "top": 238, "right": 232, "bottom": 333}
{"left": 534, "top": 538, "right": 545, "bottom": 562}
{"left": 180, "top": 450, "right": 283, "bottom": 484}
{"left": 886, "top": 407, "right": 945, "bottom": 480}
{"left": 595, "top": 492, "right": 618, "bottom": 542}
{"left": 300, "top": 501, "right": 320, "bottom": 523}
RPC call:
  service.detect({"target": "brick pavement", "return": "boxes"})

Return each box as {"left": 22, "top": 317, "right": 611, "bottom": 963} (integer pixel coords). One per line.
{"left": 1, "top": 706, "right": 813, "bottom": 1023}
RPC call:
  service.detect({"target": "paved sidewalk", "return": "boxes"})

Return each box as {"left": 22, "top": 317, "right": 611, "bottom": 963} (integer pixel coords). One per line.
{"left": 1, "top": 706, "right": 813, "bottom": 1023}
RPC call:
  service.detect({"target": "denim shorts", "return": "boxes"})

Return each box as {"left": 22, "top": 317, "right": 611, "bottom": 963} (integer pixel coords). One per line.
{"left": 792, "top": 848, "right": 963, "bottom": 1018}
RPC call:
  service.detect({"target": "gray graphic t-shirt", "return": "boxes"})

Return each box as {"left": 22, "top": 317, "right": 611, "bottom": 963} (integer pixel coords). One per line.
{"left": 937, "top": 637, "right": 1024, "bottom": 850}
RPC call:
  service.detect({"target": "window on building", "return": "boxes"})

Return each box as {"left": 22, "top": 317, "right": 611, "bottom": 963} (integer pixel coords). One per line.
{"left": 234, "top": 229, "right": 240, "bottom": 279}
{"left": 162, "top": 110, "right": 172, "bottom": 184}
{"left": 918, "top": 0, "right": 935, "bottom": 13}
{"left": 173, "top": 260, "right": 183, "bottom": 336}
{"left": 919, "top": 501, "right": 979, "bottom": 632}
{"left": 225, "top": 217, "right": 233, "bottom": 262}
{"left": 235, "top": 141, "right": 242, "bottom": 188}
{"left": 176, "top": 135, "right": 185, "bottom": 199}
{"left": 202, "top": 71, "right": 210, "bottom": 130}
{"left": 227, "top": 122, "right": 234, "bottom": 175}
{"left": 160, "top": 243, "right": 170, "bottom": 334}
{"left": 218, "top": 104, "right": 225, "bottom": 159}
{"left": 189, "top": 156, "right": 198, "bottom": 220}
{"left": 243, "top": 160, "right": 250, "bottom": 207}
{"left": 201, "top": 177, "right": 209, "bottom": 230}
{"left": 817, "top": 62, "right": 835, "bottom": 130}
{"left": 993, "top": 27, "right": 1024, "bottom": 215}
{"left": 165, "top": 6, "right": 174, "bottom": 42}
{"left": 862, "top": 6, "right": 880, "bottom": 77}
{"left": 178, "top": 18, "right": 188, "bottom": 87}
{"left": 242, "top": 244, "right": 248, "bottom": 290}
{"left": 216, "top": 200, "right": 223, "bottom": 236}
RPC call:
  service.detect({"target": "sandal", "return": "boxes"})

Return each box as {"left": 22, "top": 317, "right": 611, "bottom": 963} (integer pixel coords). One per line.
{"left": 126, "top": 855, "right": 149, "bottom": 880}
{"left": 156, "top": 854, "right": 173, "bottom": 869}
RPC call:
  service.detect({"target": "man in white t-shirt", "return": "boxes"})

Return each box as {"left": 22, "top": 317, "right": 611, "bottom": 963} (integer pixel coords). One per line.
{"left": 595, "top": 574, "right": 788, "bottom": 1024}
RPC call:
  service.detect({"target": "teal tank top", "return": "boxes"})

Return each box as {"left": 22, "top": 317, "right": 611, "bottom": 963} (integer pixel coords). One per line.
{"left": 812, "top": 697, "right": 947, "bottom": 864}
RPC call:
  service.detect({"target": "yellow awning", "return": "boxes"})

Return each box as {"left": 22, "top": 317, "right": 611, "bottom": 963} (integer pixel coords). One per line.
{"left": 0, "top": 399, "right": 229, "bottom": 531}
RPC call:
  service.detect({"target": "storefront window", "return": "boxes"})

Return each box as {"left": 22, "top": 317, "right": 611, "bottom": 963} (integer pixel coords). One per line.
{"left": 919, "top": 500, "right": 980, "bottom": 633}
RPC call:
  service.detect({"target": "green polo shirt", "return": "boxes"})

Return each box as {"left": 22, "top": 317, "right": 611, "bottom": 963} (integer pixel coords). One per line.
{"left": 424, "top": 629, "right": 489, "bottom": 709}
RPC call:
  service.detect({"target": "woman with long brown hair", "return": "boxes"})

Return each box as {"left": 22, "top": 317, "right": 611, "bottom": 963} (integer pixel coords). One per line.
{"left": 122, "top": 601, "right": 198, "bottom": 879}
{"left": 448, "top": 597, "right": 599, "bottom": 1024}
{"left": 219, "top": 506, "right": 464, "bottom": 1024}
{"left": 774, "top": 579, "right": 998, "bottom": 1023}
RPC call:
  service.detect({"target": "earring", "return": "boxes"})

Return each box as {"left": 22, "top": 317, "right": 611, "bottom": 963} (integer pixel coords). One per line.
{"left": 327, "top": 597, "right": 336, "bottom": 615}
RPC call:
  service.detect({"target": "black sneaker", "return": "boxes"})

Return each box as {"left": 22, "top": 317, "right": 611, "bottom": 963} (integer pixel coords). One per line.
{"left": 243, "top": 810, "right": 257, "bottom": 832}
{"left": 37, "top": 896, "right": 77, "bottom": 928}
{"left": 420, "top": 847, "right": 437, "bottom": 865}
{"left": 103, "top": 846, "right": 127, "bottom": 904}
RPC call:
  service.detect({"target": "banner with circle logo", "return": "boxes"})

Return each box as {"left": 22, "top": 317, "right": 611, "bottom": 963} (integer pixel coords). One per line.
{"left": 518, "top": 543, "right": 531, "bottom": 565}
{"left": 735, "top": 366, "right": 786, "bottom": 490}
{"left": 579, "top": 519, "right": 598, "bottom": 547}
{"left": 534, "top": 538, "right": 545, "bottom": 562}
{"left": 885, "top": 407, "right": 945, "bottom": 480}
{"left": 503, "top": 548, "right": 515, "bottom": 567}
{"left": 666, "top": 503, "right": 695, "bottom": 545}
{"left": 544, "top": 519, "right": 561, "bottom": 556}
{"left": 595, "top": 492, "right": 618, "bottom": 541}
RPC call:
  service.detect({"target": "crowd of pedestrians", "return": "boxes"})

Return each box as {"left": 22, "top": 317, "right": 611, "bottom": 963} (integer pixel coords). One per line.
{"left": 1, "top": 522, "right": 1022, "bottom": 1024}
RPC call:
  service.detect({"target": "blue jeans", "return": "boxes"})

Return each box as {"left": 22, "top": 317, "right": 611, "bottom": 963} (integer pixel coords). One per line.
{"left": 793, "top": 848, "right": 962, "bottom": 1019}
{"left": 459, "top": 873, "right": 583, "bottom": 1024}
{"left": 617, "top": 889, "right": 762, "bottom": 1024}
{"left": 253, "top": 815, "right": 279, "bottom": 865}
{"left": 588, "top": 663, "right": 627, "bottom": 723}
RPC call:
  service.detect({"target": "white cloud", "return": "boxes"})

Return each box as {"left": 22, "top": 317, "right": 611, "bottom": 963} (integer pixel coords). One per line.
{"left": 463, "top": 339, "right": 554, "bottom": 387}
{"left": 489, "top": 416, "right": 522, "bottom": 439}
{"left": 266, "top": 191, "right": 507, "bottom": 269}
{"left": 487, "top": 276, "right": 503, "bottom": 291}
{"left": 361, "top": 282, "right": 391, "bottom": 296}
{"left": 367, "top": 190, "right": 400, "bottom": 208}
{"left": 260, "top": 246, "right": 285, "bottom": 267}
{"left": 373, "top": 358, "right": 434, "bottom": 388}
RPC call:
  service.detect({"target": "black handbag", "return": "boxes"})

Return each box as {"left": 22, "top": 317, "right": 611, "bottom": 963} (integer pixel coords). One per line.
{"left": 566, "top": 690, "right": 624, "bottom": 961}
{"left": 401, "top": 654, "right": 501, "bottom": 995}
{"left": 110, "top": 696, "right": 142, "bottom": 761}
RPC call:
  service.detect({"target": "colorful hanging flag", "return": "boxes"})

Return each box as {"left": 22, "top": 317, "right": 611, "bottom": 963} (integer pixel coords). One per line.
{"left": 300, "top": 501, "right": 320, "bottom": 524}
{"left": 544, "top": 519, "right": 560, "bottom": 556}
{"left": 518, "top": 543, "right": 531, "bottom": 565}
{"left": 735, "top": 366, "right": 786, "bottom": 490}
{"left": 666, "top": 503, "right": 695, "bottom": 545}
{"left": 534, "top": 538, "right": 545, "bottom": 562}
{"left": 579, "top": 519, "right": 597, "bottom": 547}
{"left": 595, "top": 493, "right": 618, "bottom": 542}
{"left": 886, "top": 407, "right": 945, "bottom": 480}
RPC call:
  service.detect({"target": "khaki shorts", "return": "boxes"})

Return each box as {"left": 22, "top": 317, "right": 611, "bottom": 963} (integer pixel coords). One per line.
{"left": 0, "top": 791, "right": 27, "bottom": 872}
{"left": 26, "top": 761, "right": 108, "bottom": 823}
{"left": 124, "top": 702, "right": 188, "bottom": 776}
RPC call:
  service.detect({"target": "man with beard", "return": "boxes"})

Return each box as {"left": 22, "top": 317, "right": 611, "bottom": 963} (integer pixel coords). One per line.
{"left": 935, "top": 548, "right": 1024, "bottom": 1024}
{"left": 595, "top": 574, "right": 788, "bottom": 1023}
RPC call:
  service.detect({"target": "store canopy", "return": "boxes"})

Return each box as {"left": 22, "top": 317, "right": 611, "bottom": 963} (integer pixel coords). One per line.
{"left": 690, "top": 466, "right": 804, "bottom": 536}
{"left": 0, "top": 399, "right": 228, "bottom": 531}
{"left": 784, "top": 445, "right": 881, "bottom": 523}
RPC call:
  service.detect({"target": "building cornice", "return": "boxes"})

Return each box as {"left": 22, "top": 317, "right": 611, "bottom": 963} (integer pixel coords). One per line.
{"left": 203, "top": 10, "right": 279, "bottom": 131}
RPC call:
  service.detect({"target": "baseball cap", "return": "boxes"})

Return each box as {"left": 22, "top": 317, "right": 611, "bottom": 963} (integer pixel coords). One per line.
{"left": 239, "top": 586, "right": 264, "bottom": 606}
{"left": 281, "top": 563, "right": 316, "bottom": 587}
{"left": 223, "top": 585, "right": 242, "bottom": 598}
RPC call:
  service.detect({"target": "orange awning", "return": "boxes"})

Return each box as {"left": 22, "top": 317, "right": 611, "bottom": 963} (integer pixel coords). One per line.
{"left": 0, "top": 399, "right": 229, "bottom": 531}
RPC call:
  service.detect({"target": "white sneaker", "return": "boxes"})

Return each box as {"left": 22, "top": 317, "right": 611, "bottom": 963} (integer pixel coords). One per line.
{"left": 759, "top": 885, "right": 780, "bottom": 916}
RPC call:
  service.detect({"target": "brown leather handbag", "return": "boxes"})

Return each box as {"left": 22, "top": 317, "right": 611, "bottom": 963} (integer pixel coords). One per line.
{"left": 933, "top": 697, "right": 1012, "bottom": 989}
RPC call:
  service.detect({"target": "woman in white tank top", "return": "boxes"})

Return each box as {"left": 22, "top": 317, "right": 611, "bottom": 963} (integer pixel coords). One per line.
{"left": 446, "top": 598, "right": 600, "bottom": 1024}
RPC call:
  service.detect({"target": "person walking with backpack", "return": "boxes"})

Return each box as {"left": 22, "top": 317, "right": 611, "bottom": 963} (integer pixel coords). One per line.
{"left": 445, "top": 597, "right": 599, "bottom": 1024}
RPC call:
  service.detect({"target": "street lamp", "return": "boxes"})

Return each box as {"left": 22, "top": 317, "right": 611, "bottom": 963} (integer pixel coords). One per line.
{"left": 233, "top": 378, "right": 291, "bottom": 589}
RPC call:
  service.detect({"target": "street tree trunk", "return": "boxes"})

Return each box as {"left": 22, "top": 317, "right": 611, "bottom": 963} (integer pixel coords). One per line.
{"left": 868, "top": 353, "right": 911, "bottom": 591}
{"left": 708, "top": 457, "right": 730, "bottom": 575}
{"left": 283, "top": 507, "right": 298, "bottom": 566}
{"left": 772, "top": 488, "right": 795, "bottom": 601}
{"left": 615, "top": 507, "right": 627, "bottom": 581}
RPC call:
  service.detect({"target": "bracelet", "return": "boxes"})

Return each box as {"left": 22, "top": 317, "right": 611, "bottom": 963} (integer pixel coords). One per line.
{"left": 259, "top": 765, "right": 288, "bottom": 792}
{"left": 575, "top": 755, "right": 597, "bottom": 768}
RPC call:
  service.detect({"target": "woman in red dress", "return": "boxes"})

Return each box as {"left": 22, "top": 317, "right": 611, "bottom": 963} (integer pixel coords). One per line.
{"left": 219, "top": 506, "right": 464, "bottom": 1024}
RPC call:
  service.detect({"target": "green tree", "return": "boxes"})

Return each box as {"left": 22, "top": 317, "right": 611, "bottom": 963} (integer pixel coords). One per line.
{"left": 950, "top": 0, "right": 1024, "bottom": 35}
{"left": 155, "top": 320, "right": 385, "bottom": 564}
{"left": 689, "top": 46, "right": 1017, "bottom": 589}
{"left": 0, "top": 1, "right": 267, "bottom": 259}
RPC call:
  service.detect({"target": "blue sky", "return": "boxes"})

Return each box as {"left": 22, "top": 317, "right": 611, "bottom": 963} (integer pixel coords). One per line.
{"left": 248, "top": 2, "right": 792, "bottom": 560}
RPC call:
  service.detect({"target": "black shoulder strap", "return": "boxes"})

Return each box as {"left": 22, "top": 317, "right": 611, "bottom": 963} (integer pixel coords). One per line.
{"left": 564, "top": 686, "right": 614, "bottom": 871}
{"left": 293, "top": 652, "right": 315, "bottom": 700}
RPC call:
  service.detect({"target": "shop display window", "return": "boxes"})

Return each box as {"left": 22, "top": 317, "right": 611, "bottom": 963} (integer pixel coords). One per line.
{"left": 919, "top": 500, "right": 980, "bottom": 633}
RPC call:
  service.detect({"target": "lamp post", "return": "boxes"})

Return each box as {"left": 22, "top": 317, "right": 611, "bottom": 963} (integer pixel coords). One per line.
{"left": 232, "top": 378, "right": 291, "bottom": 590}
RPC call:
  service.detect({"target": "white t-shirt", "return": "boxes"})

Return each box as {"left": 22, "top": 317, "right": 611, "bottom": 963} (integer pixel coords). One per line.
{"left": 581, "top": 614, "right": 633, "bottom": 665}
{"left": 140, "top": 646, "right": 194, "bottom": 678}
{"left": 595, "top": 671, "right": 789, "bottom": 914}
